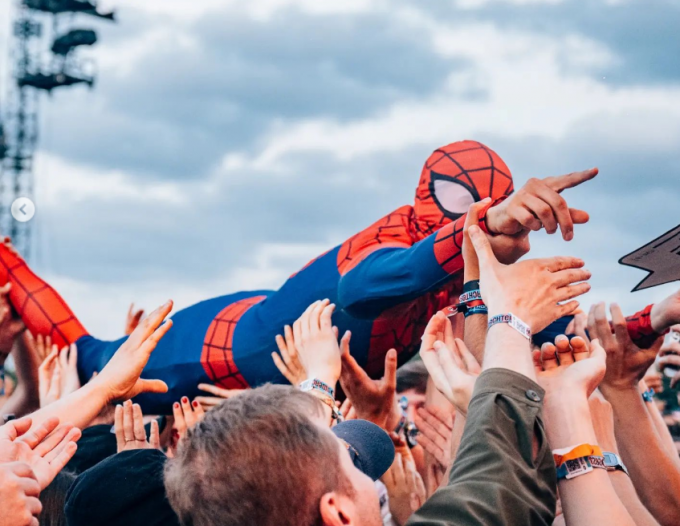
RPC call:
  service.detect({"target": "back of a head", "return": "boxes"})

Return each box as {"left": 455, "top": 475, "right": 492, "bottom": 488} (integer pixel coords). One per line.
{"left": 40, "top": 470, "right": 77, "bottom": 526}
{"left": 396, "top": 360, "right": 429, "bottom": 394}
{"left": 164, "top": 384, "right": 353, "bottom": 526}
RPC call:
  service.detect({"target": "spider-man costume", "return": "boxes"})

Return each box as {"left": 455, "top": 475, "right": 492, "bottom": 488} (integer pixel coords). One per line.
{"left": 0, "top": 140, "right": 514, "bottom": 413}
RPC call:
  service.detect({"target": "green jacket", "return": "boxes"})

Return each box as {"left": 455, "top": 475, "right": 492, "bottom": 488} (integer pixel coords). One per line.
{"left": 408, "top": 369, "right": 557, "bottom": 526}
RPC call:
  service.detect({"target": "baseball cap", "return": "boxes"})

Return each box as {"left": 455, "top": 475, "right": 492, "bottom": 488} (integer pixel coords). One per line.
{"left": 332, "top": 419, "right": 395, "bottom": 481}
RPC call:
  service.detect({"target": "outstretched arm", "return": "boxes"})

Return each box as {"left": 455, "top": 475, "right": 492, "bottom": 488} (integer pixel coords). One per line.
{"left": 338, "top": 169, "right": 597, "bottom": 319}
{"left": 337, "top": 200, "right": 497, "bottom": 318}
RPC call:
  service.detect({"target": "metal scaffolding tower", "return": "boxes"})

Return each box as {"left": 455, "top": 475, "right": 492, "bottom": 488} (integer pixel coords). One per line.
{"left": 0, "top": 0, "right": 115, "bottom": 259}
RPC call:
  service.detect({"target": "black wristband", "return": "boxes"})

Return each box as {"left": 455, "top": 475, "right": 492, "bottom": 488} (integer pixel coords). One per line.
{"left": 463, "top": 280, "right": 480, "bottom": 293}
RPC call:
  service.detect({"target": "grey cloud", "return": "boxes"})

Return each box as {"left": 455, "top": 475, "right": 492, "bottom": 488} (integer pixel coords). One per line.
{"left": 416, "top": 0, "right": 680, "bottom": 86}
{"left": 39, "top": 7, "right": 469, "bottom": 180}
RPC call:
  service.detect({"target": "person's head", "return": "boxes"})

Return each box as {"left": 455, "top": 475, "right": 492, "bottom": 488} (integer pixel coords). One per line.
{"left": 164, "top": 384, "right": 383, "bottom": 526}
{"left": 40, "top": 470, "right": 77, "bottom": 526}
{"left": 413, "top": 140, "right": 513, "bottom": 236}
{"left": 396, "top": 360, "right": 428, "bottom": 423}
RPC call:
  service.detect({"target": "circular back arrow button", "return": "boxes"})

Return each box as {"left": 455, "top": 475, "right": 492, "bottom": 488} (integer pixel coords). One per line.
{"left": 11, "top": 197, "right": 36, "bottom": 222}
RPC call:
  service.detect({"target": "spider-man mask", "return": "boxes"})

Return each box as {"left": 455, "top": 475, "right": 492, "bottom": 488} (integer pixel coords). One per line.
{"left": 413, "top": 140, "right": 514, "bottom": 234}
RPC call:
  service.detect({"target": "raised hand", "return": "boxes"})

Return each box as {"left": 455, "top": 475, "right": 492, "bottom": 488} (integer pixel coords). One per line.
{"left": 90, "top": 300, "right": 173, "bottom": 403}
{"left": 533, "top": 336, "right": 606, "bottom": 400}
{"left": 114, "top": 399, "right": 160, "bottom": 453}
{"left": 382, "top": 451, "right": 426, "bottom": 526}
{"left": 0, "top": 462, "right": 42, "bottom": 526}
{"left": 465, "top": 198, "right": 530, "bottom": 271}
{"left": 272, "top": 324, "right": 306, "bottom": 386}
{"left": 172, "top": 396, "right": 205, "bottom": 441}
{"left": 195, "top": 383, "right": 244, "bottom": 411}
{"left": 486, "top": 168, "right": 598, "bottom": 241}
{"left": 291, "top": 299, "right": 342, "bottom": 386}
{"left": 533, "top": 335, "right": 607, "bottom": 452}
{"left": 38, "top": 346, "right": 61, "bottom": 407}
{"left": 467, "top": 224, "right": 591, "bottom": 332}
{"left": 125, "top": 303, "right": 145, "bottom": 335}
{"left": 339, "top": 345, "right": 398, "bottom": 430}
{"left": 413, "top": 406, "right": 453, "bottom": 471}
{"left": 0, "top": 417, "right": 80, "bottom": 490}
{"left": 419, "top": 318, "right": 480, "bottom": 415}
{"left": 589, "top": 303, "right": 663, "bottom": 393}
{"left": 58, "top": 343, "right": 80, "bottom": 397}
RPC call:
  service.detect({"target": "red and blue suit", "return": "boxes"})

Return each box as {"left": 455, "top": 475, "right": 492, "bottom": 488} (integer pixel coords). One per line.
{"left": 0, "top": 141, "right": 514, "bottom": 413}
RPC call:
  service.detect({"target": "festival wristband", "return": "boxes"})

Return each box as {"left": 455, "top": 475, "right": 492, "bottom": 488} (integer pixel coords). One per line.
{"left": 464, "top": 304, "right": 488, "bottom": 318}
{"left": 463, "top": 280, "right": 480, "bottom": 293}
{"left": 299, "top": 378, "right": 335, "bottom": 399}
{"left": 487, "top": 313, "right": 531, "bottom": 340}
{"left": 642, "top": 388, "right": 655, "bottom": 403}
{"left": 553, "top": 444, "right": 603, "bottom": 467}
{"left": 459, "top": 290, "right": 482, "bottom": 304}
{"left": 556, "top": 456, "right": 593, "bottom": 480}
{"left": 299, "top": 379, "right": 343, "bottom": 422}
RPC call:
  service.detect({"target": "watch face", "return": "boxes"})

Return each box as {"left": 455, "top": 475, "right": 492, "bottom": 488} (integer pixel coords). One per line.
{"left": 602, "top": 452, "right": 618, "bottom": 467}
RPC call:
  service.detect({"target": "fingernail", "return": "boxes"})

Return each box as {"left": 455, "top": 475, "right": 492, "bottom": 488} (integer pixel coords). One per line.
{"left": 192, "top": 401, "right": 198, "bottom": 408}
{"left": 174, "top": 403, "right": 179, "bottom": 408}
{"left": 182, "top": 397, "right": 188, "bottom": 404}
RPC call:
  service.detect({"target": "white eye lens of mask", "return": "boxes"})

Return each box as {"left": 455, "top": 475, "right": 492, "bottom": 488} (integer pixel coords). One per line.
{"left": 433, "top": 179, "right": 475, "bottom": 216}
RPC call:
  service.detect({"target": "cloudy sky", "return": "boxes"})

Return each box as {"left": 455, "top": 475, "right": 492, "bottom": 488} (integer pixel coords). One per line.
{"left": 0, "top": 0, "right": 679, "bottom": 338}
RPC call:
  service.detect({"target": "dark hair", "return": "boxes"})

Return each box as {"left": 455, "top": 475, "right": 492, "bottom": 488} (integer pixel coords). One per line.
{"left": 40, "top": 470, "right": 77, "bottom": 526}
{"left": 164, "top": 384, "right": 354, "bottom": 526}
{"left": 396, "top": 360, "right": 429, "bottom": 394}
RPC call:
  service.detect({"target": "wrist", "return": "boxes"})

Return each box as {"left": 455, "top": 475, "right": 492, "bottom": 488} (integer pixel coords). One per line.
{"left": 304, "top": 371, "right": 338, "bottom": 391}
{"left": 599, "top": 380, "right": 640, "bottom": 397}
{"left": 650, "top": 302, "right": 667, "bottom": 333}
{"left": 543, "top": 395, "right": 596, "bottom": 449}
{"left": 87, "top": 373, "right": 118, "bottom": 405}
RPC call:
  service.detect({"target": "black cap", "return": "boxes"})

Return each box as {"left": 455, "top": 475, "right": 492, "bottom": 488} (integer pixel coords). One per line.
{"left": 332, "top": 420, "right": 395, "bottom": 480}
{"left": 65, "top": 449, "right": 179, "bottom": 526}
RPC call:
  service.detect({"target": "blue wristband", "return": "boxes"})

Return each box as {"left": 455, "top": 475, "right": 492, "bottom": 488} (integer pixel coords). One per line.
{"left": 464, "top": 304, "right": 488, "bottom": 318}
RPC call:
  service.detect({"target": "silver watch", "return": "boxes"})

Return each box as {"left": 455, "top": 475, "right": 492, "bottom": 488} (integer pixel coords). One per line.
{"left": 602, "top": 452, "right": 629, "bottom": 476}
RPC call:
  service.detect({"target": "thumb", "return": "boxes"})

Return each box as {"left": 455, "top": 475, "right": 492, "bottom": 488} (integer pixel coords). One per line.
{"left": 468, "top": 225, "right": 497, "bottom": 268}
{"left": 465, "top": 198, "right": 490, "bottom": 230}
{"left": 136, "top": 379, "right": 169, "bottom": 395}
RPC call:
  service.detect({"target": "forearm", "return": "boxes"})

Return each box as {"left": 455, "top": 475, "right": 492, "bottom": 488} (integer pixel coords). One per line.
{"left": 0, "top": 385, "right": 36, "bottom": 418}
{"left": 8, "top": 334, "right": 40, "bottom": 413}
{"left": 339, "top": 206, "right": 495, "bottom": 318}
{"left": 463, "top": 315, "right": 487, "bottom": 365}
{"left": 640, "top": 381, "right": 678, "bottom": 459}
{"left": 27, "top": 380, "right": 110, "bottom": 431}
{"left": 608, "top": 472, "right": 660, "bottom": 526}
{"left": 483, "top": 325, "right": 535, "bottom": 381}
{"left": 603, "top": 386, "right": 680, "bottom": 526}
{"left": 545, "top": 397, "right": 634, "bottom": 526}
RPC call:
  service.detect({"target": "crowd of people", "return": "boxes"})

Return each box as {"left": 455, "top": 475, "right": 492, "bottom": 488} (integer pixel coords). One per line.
{"left": 0, "top": 167, "right": 680, "bottom": 526}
